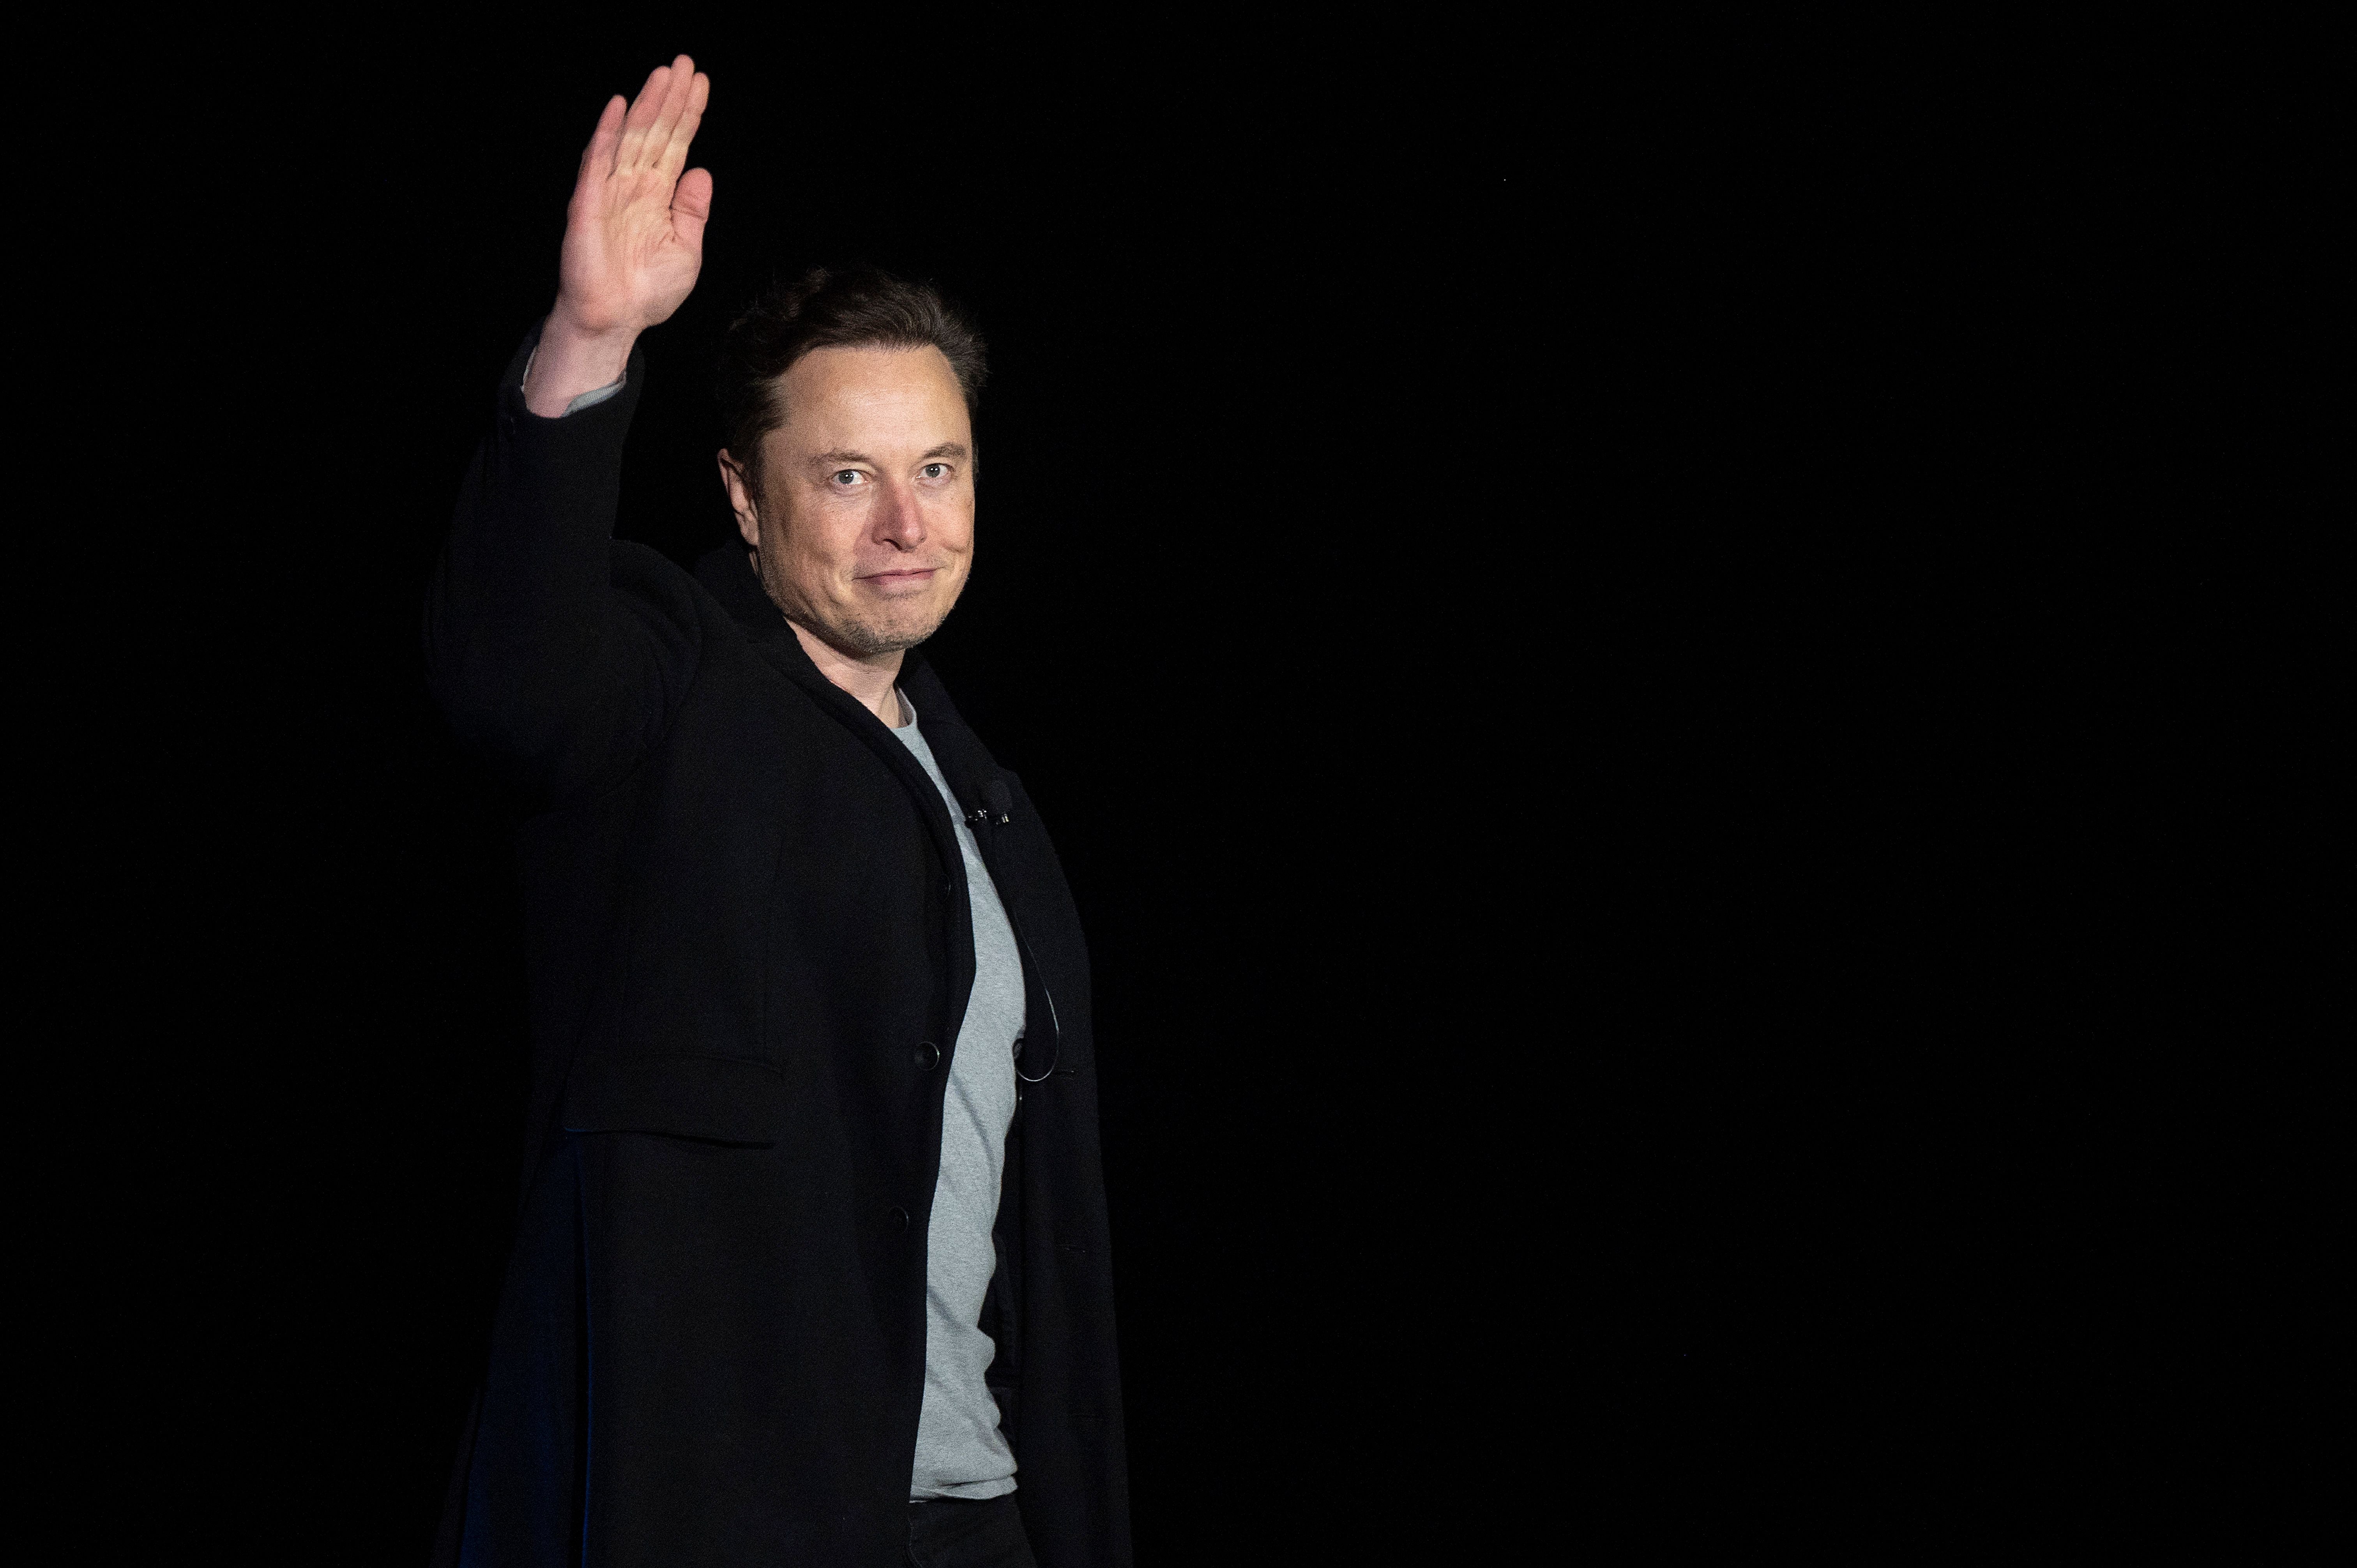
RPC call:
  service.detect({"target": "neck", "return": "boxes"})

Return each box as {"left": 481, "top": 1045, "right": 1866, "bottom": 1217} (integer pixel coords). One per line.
{"left": 787, "top": 618, "right": 906, "bottom": 726}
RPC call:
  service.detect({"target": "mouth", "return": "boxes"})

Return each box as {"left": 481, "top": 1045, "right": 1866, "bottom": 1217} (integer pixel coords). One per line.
{"left": 859, "top": 567, "right": 940, "bottom": 594}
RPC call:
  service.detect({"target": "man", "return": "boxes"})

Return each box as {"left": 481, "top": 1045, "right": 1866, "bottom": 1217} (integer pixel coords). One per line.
{"left": 425, "top": 57, "right": 1129, "bottom": 1568}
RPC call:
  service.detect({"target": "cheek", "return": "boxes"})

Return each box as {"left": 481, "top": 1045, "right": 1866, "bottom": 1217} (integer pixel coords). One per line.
{"left": 787, "top": 507, "right": 864, "bottom": 570}
{"left": 936, "top": 496, "right": 978, "bottom": 551}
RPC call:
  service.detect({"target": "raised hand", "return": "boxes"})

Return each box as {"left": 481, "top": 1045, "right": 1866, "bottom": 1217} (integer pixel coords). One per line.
{"left": 525, "top": 57, "right": 712, "bottom": 416}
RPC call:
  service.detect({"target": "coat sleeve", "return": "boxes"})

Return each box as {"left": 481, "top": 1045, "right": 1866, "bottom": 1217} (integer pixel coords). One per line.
{"left": 424, "top": 327, "right": 703, "bottom": 803}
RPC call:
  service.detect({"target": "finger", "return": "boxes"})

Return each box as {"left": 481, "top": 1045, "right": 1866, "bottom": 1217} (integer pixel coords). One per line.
{"left": 657, "top": 71, "right": 711, "bottom": 178}
{"left": 671, "top": 166, "right": 714, "bottom": 251}
{"left": 617, "top": 63, "right": 671, "bottom": 169}
{"left": 642, "top": 54, "right": 697, "bottom": 169}
{"left": 574, "top": 94, "right": 626, "bottom": 196}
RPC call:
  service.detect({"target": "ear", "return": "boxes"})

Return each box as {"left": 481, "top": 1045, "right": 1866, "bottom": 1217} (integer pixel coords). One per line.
{"left": 717, "top": 450, "right": 761, "bottom": 549}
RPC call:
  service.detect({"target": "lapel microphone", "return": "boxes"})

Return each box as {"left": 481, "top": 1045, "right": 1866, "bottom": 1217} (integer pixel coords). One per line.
{"left": 966, "top": 780, "right": 1012, "bottom": 828}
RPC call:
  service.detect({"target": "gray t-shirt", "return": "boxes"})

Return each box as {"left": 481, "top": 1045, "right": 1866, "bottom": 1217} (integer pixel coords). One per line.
{"left": 891, "top": 694, "right": 1024, "bottom": 1501}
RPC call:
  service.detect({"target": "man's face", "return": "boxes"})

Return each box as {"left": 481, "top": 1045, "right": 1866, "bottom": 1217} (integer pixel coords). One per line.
{"left": 723, "top": 345, "right": 976, "bottom": 658}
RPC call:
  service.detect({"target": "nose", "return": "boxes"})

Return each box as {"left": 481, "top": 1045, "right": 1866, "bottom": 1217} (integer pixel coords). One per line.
{"left": 871, "top": 477, "right": 927, "bottom": 550}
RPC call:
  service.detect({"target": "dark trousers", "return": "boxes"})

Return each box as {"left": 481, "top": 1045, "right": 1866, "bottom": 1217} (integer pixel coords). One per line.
{"left": 906, "top": 1495, "right": 1038, "bottom": 1568}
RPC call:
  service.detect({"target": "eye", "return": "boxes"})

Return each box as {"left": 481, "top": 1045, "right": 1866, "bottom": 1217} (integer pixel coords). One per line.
{"left": 831, "top": 470, "right": 862, "bottom": 487}
{"left": 921, "top": 463, "right": 949, "bottom": 480}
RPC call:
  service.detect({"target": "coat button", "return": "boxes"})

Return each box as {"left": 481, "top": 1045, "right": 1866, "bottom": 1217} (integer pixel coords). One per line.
{"left": 889, "top": 1205, "right": 910, "bottom": 1233}
{"left": 915, "top": 1040, "right": 941, "bottom": 1071}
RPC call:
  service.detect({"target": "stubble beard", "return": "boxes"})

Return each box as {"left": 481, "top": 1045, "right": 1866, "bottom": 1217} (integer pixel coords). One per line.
{"left": 802, "top": 601, "right": 945, "bottom": 659}
{"left": 754, "top": 547, "right": 956, "bottom": 660}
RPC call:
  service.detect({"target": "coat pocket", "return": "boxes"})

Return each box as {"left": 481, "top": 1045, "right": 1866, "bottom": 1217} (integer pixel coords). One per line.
{"left": 560, "top": 1052, "right": 787, "bottom": 1146}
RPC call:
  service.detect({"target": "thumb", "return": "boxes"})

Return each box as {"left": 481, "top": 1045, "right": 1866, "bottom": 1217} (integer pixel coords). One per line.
{"left": 671, "top": 167, "right": 714, "bottom": 248}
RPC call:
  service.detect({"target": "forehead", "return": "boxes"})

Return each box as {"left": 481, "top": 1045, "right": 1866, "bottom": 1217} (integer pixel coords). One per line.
{"left": 771, "top": 345, "right": 968, "bottom": 446}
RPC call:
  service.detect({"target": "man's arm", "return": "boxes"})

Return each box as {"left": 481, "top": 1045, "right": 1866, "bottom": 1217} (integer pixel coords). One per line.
{"left": 519, "top": 343, "right": 625, "bottom": 414}
{"left": 424, "top": 58, "right": 716, "bottom": 800}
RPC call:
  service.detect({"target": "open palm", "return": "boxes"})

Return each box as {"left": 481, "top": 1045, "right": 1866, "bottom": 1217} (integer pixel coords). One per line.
{"left": 554, "top": 56, "right": 712, "bottom": 338}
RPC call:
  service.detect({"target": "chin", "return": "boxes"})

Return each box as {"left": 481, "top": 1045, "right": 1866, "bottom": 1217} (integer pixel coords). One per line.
{"left": 829, "top": 605, "right": 952, "bottom": 658}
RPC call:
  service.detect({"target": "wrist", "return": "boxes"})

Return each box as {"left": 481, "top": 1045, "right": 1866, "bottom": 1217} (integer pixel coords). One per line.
{"left": 524, "top": 308, "right": 638, "bottom": 418}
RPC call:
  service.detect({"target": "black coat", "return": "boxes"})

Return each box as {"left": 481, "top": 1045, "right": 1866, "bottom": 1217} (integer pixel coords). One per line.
{"left": 423, "top": 334, "right": 1131, "bottom": 1567}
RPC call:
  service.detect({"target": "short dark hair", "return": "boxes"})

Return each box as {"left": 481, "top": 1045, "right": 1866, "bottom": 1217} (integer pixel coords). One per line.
{"left": 716, "top": 265, "right": 987, "bottom": 496}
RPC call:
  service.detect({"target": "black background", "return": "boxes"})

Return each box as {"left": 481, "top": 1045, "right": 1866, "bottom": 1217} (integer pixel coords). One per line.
{"left": 43, "top": 14, "right": 2338, "bottom": 1561}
